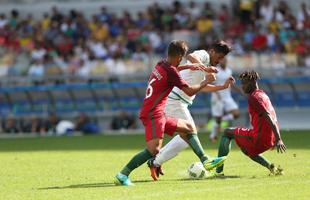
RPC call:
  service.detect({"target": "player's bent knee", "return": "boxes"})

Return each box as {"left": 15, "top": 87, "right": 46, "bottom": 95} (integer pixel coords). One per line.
{"left": 176, "top": 119, "right": 195, "bottom": 133}
{"left": 147, "top": 147, "right": 160, "bottom": 155}
{"left": 186, "top": 123, "right": 194, "bottom": 133}
{"left": 154, "top": 147, "right": 160, "bottom": 155}
{"left": 223, "top": 128, "right": 230, "bottom": 135}
{"left": 224, "top": 128, "right": 235, "bottom": 138}
{"left": 146, "top": 138, "right": 163, "bottom": 155}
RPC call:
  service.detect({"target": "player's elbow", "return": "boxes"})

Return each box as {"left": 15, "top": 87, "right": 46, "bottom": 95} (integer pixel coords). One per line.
{"left": 181, "top": 87, "right": 194, "bottom": 96}
{"left": 184, "top": 90, "right": 195, "bottom": 96}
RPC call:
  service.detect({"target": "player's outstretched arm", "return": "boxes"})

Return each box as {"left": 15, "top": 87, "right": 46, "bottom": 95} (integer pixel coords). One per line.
{"left": 178, "top": 64, "right": 218, "bottom": 73}
{"left": 202, "top": 76, "right": 235, "bottom": 93}
{"left": 177, "top": 63, "right": 204, "bottom": 71}
{"left": 181, "top": 79, "right": 210, "bottom": 97}
{"left": 232, "top": 84, "right": 245, "bottom": 96}
{"left": 263, "top": 112, "right": 287, "bottom": 153}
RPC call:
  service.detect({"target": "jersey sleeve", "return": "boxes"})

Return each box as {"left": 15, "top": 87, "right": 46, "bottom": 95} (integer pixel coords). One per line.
{"left": 248, "top": 95, "right": 268, "bottom": 115}
{"left": 192, "top": 50, "right": 210, "bottom": 65}
{"left": 167, "top": 67, "right": 189, "bottom": 89}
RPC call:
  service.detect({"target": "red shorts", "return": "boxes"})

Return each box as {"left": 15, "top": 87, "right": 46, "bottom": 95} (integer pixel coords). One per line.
{"left": 140, "top": 115, "right": 178, "bottom": 142}
{"left": 233, "top": 127, "right": 274, "bottom": 157}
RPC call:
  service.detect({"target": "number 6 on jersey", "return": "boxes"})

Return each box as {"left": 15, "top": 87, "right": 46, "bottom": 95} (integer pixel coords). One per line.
{"left": 145, "top": 78, "right": 156, "bottom": 99}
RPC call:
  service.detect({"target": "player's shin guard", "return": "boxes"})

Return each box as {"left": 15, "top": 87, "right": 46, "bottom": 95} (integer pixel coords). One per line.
{"left": 187, "top": 133, "right": 209, "bottom": 163}
{"left": 216, "top": 135, "right": 232, "bottom": 173}
{"left": 120, "top": 148, "right": 153, "bottom": 176}
{"left": 154, "top": 134, "right": 189, "bottom": 166}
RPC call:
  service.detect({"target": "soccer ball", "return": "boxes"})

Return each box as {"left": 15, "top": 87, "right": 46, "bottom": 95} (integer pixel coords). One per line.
{"left": 187, "top": 162, "right": 207, "bottom": 179}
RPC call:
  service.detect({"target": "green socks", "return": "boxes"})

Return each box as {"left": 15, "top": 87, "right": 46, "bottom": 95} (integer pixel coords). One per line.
{"left": 216, "top": 135, "right": 232, "bottom": 173}
{"left": 250, "top": 155, "right": 272, "bottom": 169}
{"left": 120, "top": 148, "right": 153, "bottom": 176}
{"left": 187, "top": 133, "right": 208, "bottom": 163}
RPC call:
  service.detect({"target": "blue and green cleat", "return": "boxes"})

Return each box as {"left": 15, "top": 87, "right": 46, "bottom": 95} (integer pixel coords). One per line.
{"left": 203, "top": 156, "right": 227, "bottom": 171}
{"left": 204, "top": 171, "right": 225, "bottom": 179}
{"left": 115, "top": 173, "right": 134, "bottom": 186}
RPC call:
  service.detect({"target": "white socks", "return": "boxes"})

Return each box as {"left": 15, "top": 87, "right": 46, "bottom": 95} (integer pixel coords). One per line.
{"left": 153, "top": 134, "right": 189, "bottom": 166}
{"left": 210, "top": 121, "right": 220, "bottom": 139}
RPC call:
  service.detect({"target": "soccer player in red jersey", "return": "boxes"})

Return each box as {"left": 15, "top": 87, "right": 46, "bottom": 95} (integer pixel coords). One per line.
{"left": 115, "top": 40, "right": 227, "bottom": 186}
{"left": 216, "top": 70, "right": 287, "bottom": 176}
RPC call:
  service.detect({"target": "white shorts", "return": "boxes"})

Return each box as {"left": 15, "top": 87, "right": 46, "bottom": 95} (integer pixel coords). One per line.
{"left": 211, "top": 96, "right": 238, "bottom": 117}
{"left": 165, "top": 98, "right": 196, "bottom": 130}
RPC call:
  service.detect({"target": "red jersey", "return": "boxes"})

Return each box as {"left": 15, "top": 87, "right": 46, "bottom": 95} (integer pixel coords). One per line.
{"left": 139, "top": 60, "right": 189, "bottom": 119}
{"left": 248, "top": 89, "right": 278, "bottom": 146}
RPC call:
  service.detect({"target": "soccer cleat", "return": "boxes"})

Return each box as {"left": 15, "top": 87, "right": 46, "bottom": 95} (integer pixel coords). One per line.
{"left": 205, "top": 171, "right": 225, "bottom": 179}
{"left": 114, "top": 173, "right": 134, "bottom": 186}
{"left": 147, "top": 159, "right": 164, "bottom": 181}
{"left": 269, "top": 164, "right": 284, "bottom": 176}
{"left": 203, "top": 156, "right": 227, "bottom": 171}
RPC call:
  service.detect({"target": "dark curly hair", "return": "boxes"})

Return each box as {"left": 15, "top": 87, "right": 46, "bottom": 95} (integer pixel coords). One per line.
{"left": 239, "top": 70, "right": 260, "bottom": 82}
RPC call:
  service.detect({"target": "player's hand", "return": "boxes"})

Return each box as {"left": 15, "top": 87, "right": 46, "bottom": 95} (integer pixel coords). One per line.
{"left": 205, "top": 73, "right": 216, "bottom": 84}
{"left": 276, "top": 139, "right": 286, "bottom": 153}
{"left": 205, "top": 66, "right": 218, "bottom": 73}
{"left": 188, "top": 63, "right": 206, "bottom": 71}
{"left": 223, "top": 76, "right": 235, "bottom": 88}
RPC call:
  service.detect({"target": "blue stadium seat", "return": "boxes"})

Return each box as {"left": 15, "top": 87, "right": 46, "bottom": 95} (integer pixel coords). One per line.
{"left": 274, "top": 91, "right": 296, "bottom": 107}
{"left": 297, "top": 91, "right": 310, "bottom": 107}
{"left": 190, "top": 93, "right": 210, "bottom": 109}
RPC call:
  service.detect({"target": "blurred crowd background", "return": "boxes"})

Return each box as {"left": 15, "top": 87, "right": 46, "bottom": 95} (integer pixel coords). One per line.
{"left": 0, "top": 0, "right": 309, "bottom": 135}
{"left": 0, "top": 0, "right": 309, "bottom": 80}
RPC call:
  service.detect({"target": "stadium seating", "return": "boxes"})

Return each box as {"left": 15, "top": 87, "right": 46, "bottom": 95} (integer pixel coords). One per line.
{"left": 1, "top": 77, "right": 310, "bottom": 118}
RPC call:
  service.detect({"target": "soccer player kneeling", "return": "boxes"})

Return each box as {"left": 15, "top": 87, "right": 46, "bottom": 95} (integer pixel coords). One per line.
{"left": 216, "top": 70, "right": 286, "bottom": 176}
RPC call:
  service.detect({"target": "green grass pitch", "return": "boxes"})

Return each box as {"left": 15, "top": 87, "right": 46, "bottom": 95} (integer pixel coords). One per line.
{"left": 0, "top": 130, "right": 309, "bottom": 200}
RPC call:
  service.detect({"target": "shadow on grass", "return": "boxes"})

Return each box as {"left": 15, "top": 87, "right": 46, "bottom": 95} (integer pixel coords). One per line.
{"left": 38, "top": 175, "right": 240, "bottom": 190}
{"left": 38, "top": 179, "right": 165, "bottom": 190}
{"left": 179, "top": 175, "right": 241, "bottom": 181}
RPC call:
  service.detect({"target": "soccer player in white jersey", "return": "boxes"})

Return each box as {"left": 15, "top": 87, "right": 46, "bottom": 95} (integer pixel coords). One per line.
{"left": 147, "top": 41, "right": 234, "bottom": 180}
{"left": 209, "top": 58, "right": 241, "bottom": 143}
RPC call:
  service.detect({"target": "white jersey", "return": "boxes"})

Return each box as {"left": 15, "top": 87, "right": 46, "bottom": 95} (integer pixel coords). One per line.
{"left": 168, "top": 50, "right": 210, "bottom": 105}
{"left": 211, "top": 67, "right": 233, "bottom": 99}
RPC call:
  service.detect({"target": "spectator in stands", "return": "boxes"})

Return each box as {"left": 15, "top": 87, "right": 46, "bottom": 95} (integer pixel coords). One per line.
{"left": 218, "top": 4, "right": 230, "bottom": 25}
{"left": 111, "top": 110, "right": 136, "bottom": 130}
{"left": 298, "top": 3, "right": 310, "bottom": 29}
{"left": 2, "top": 116, "right": 19, "bottom": 133}
{"left": 29, "top": 116, "right": 42, "bottom": 134}
{"left": 75, "top": 113, "right": 100, "bottom": 134}
{"left": 0, "top": 0, "right": 308, "bottom": 79}
{"left": 187, "top": 1, "right": 201, "bottom": 20}
{"left": 40, "top": 112, "right": 59, "bottom": 135}
{"left": 0, "top": 14, "right": 7, "bottom": 29}
{"left": 31, "top": 43, "right": 46, "bottom": 61}
{"left": 196, "top": 15, "right": 212, "bottom": 34}
{"left": 21, "top": 116, "right": 42, "bottom": 134}
{"left": 28, "top": 59, "right": 44, "bottom": 77}
{"left": 252, "top": 29, "right": 268, "bottom": 51}
{"left": 259, "top": 0, "right": 274, "bottom": 25}
{"left": 238, "top": 0, "right": 254, "bottom": 24}
{"left": 9, "top": 9, "right": 19, "bottom": 29}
